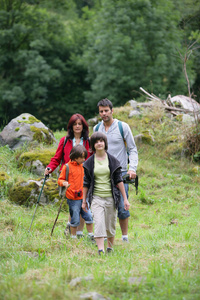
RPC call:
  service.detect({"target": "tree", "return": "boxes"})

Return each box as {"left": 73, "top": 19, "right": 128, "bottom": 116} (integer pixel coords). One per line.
{"left": 82, "top": 0, "right": 194, "bottom": 111}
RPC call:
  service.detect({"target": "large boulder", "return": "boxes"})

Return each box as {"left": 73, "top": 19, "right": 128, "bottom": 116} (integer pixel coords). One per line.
{"left": 170, "top": 95, "right": 200, "bottom": 113}
{"left": 0, "top": 113, "right": 55, "bottom": 149}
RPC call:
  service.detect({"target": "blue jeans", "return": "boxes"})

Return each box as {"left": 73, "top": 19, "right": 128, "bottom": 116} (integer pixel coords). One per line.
{"left": 117, "top": 171, "right": 130, "bottom": 220}
{"left": 67, "top": 199, "right": 93, "bottom": 227}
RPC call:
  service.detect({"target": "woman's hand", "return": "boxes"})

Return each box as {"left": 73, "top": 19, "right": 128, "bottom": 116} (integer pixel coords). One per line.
{"left": 124, "top": 199, "right": 130, "bottom": 211}
{"left": 44, "top": 167, "right": 52, "bottom": 176}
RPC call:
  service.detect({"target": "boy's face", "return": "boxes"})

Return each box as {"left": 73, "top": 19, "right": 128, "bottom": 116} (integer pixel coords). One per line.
{"left": 75, "top": 154, "right": 85, "bottom": 165}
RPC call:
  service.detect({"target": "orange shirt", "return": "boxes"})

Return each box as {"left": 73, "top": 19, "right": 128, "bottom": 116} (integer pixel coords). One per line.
{"left": 58, "top": 160, "right": 83, "bottom": 200}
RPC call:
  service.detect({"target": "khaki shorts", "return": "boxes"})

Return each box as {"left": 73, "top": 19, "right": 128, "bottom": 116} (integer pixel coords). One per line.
{"left": 91, "top": 195, "right": 117, "bottom": 238}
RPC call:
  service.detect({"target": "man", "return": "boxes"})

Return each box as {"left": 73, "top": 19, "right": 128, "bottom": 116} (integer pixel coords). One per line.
{"left": 93, "top": 98, "right": 138, "bottom": 242}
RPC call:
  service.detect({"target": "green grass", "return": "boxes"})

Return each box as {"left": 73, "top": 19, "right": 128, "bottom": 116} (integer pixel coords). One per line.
{"left": 0, "top": 113, "right": 200, "bottom": 299}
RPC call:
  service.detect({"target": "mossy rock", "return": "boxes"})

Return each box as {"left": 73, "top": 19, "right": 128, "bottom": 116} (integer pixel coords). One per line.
{"left": 9, "top": 181, "right": 40, "bottom": 206}
{"left": 0, "top": 171, "right": 10, "bottom": 183}
{"left": 141, "top": 130, "right": 155, "bottom": 145}
{"left": 0, "top": 113, "right": 56, "bottom": 149}
{"left": 30, "top": 126, "right": 53, "bottom": 145}
{"left": 18, "top": 149, "right": 57, "bottom": 176}
{"left": 8, "top": 178, "right": 62, "bottom": 207}
{"left": 17, "top": 116, "right": 40, "bottom": 124}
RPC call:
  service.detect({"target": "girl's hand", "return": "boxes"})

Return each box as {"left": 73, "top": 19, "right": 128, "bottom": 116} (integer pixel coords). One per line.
{"left": 82, "top": 201, "right": 89, "bottom": 212}
{"left": 124, "top": 199, "right": 130, "bottom": 211}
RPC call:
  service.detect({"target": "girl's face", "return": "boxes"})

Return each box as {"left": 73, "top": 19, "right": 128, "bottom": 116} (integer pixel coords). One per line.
{"left": 75, "top": 154, "right": 86, "bottom": 165}
{"left": 94, "top": 138, "right": 105, "bottom": 151}
{"left": 73, "top": 119, "right": 83, "bottom": 134}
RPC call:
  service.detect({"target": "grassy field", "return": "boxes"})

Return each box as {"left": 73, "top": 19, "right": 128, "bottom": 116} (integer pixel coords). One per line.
{"left": 0, "top": 109, "right": 200, "bottom": 300}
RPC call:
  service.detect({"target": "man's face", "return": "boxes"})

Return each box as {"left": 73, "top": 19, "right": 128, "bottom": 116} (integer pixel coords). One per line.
{"left": 99, "top": 106, "right": 113, "bottom": 123}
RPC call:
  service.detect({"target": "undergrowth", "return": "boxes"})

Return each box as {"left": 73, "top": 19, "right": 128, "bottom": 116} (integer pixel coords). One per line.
{"left": 0, "top": 109, "right": 200, "bottom": 299}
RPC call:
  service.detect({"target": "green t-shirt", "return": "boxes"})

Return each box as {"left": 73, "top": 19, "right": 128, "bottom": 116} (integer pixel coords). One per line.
{"left": 94, "top": 154, "right": 112, "bottom": 197}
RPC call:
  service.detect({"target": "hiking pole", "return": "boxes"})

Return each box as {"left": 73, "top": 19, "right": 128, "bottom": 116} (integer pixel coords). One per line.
{"left": 51, "top": 185, "right": 70, "bottom": 236}
{"left": 28, "top": 170, "right": 50, "bottom": 232}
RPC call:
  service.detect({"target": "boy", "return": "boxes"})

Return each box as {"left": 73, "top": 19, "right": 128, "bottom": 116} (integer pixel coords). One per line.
{"left": 58, "top": 145, "right": 94, "bottom": 239}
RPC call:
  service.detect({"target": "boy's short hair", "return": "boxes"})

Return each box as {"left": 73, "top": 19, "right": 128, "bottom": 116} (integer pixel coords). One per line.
{"left": 70, "top": 144, "right": 88, "bottom": 161}
{"left": 97, "top": 98, "right": 113, "bottom": 110}
{"left": 90, "top": 132, "right": 108, "bottom": 152}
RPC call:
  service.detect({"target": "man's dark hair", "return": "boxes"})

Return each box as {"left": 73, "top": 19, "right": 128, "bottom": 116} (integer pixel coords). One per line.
{"left": 70, "top": 145, "right": 88, "bottom": 161}
{"left": 90, "top": 132, "right": 108, "bottom": 152}
{"left": 97, "top": 98, "right": 113, "bottom": 110}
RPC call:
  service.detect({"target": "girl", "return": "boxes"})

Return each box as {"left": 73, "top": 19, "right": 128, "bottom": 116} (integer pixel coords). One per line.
{"left": 82, "top": 132, "right": 130, "bottom": 254}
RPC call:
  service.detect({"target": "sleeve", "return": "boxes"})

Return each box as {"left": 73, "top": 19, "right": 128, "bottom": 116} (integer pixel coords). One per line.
{"left": 113, "top": 167, "right": 123, "bottom": 185}
{"left": 123, "top": 122, "right": 138, "bottom": 172}
{"left": 47, "top": 137, "right": 65, "bottom": 172}
{"left": 58, "top": 164, "right": 66, "bottom": 187}
{"left": 83, "top": 167, "right": 91, "bottom": 188}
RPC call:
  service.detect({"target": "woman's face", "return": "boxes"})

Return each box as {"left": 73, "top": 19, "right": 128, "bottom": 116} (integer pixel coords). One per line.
{"left": 73, "top": 119, "right": 83, "bottom": 134}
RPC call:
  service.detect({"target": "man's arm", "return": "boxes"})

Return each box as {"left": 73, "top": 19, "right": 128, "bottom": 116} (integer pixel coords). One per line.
{"left": 123, "top": 122, "right": 138, "bottom": 175}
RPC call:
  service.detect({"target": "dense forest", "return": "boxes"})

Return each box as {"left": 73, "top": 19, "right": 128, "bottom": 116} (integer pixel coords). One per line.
{"left": 0, "top": 0, "right": 199, "bottom": 130}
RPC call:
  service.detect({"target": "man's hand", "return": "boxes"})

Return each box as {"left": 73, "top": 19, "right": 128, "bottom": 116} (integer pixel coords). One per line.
{"left": 82, "top": 201, "right": 89, "bottom": 212}
{"left": 127, "top": 170, "right": 136, "bottom": 179}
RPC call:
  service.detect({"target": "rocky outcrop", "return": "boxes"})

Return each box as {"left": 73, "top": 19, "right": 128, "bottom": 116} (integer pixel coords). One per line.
{"left": 0, "top": 113, "right": 56, "bottom": 149}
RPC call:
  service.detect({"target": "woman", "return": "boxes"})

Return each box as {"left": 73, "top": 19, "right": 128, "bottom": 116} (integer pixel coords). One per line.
{"left": 45, "top": 113, "right": 91, "bottom": 175}
{"left": 45, "top": 113, "right": 92, "bottom": 238}
{"left": 82, "top": 132, "right": 130, "bottom": 255}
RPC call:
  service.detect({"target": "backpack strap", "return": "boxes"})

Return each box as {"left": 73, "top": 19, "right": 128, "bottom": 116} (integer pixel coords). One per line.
{"left": 94, "top": 122, "right": 102, "bottom": 132}
{"left": 65, "top": 163, "right": 69, "bottom": 181}
{"left": 61, "top": 136, "right": 68, "bottom": 165}
{"left": 117, "top": 121, "right": 124, "bottom": 139}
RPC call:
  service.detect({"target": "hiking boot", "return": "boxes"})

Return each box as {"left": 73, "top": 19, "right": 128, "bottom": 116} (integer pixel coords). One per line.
{"left": 106, "top": 247, "right": 113, "bottom": 253}
{"left": 98, "top": 249, "right": 104, "bottom": 256}
{"left": 122, "top": 237, "right": 129, "bottom": 243}
{"left": 64, "top": 223, "right": 71, "bottom": 237}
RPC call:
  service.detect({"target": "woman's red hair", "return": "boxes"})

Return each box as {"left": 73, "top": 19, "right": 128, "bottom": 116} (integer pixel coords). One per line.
{"left": 67, "top": 113, "right": 89, "bottom": 140}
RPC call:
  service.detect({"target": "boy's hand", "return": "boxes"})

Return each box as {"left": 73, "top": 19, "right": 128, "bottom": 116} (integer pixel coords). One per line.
{"left": 63, "top": 181, "right": 70, "bottom": 188}
{"left": 124, "top": 199, "right": 130, "bottom": 211}
{"left": 82, "top": 201, "right": 89, "bottom": 212}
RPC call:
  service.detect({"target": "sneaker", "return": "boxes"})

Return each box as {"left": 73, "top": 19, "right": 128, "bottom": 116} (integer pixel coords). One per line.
{"left": 88, "top": 234, "right": 95, "bottom": 243}
{"left": 106, "top": 247, "right": 113, "bottom": 253}
{"left": 98, "top": 249, "right": 105, "bottom": 256}
{"left": 77, "top": 233, "right": 84, "bottom": 238}
{"left": 64, "top": 223, "right": 71, "bottom": 237}
{"left": 122, "top": 237, "right": 129, "bottom": 243}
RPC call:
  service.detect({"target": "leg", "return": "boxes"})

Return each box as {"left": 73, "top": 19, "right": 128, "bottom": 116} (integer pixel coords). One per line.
{"left": 95, "top": 237, "right": 105, "bottom": 251}
{"left": 67, "top": 199, "right": 82, "bottom": 238}
{"left": 70, "top": 226, "right": 77, "bottom": 236}
{"left": 77, "top": 215, "right": 85, "bottom": 232}
{"left": 86, "top": 223, "right": 93, "bottom": 234}
{"left": 107, "top": 236, "right": 115, "bottom": 248}
{"left": 80, "top": 201, "right": 94, "bottom": 237}
{"left": 91, "top": 196, "right": 107, "bottom": 253}
{"left": 118, "top": 177, "right": 130, "bottom": 241}
{"left": 119, "top": 217, "right": 129, "bottom": 235}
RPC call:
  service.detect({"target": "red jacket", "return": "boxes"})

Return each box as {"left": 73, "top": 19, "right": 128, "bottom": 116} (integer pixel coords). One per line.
{"left": 58, "top": 160, "right": 83, "bottom": 200}
{"left": 47, "top": 137, "right": 91, "bottom": 172}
